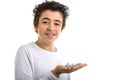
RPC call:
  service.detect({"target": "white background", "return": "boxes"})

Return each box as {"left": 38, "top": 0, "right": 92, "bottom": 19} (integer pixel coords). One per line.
{"left": 0, "top": 0, "right": 120, "bottom": 80}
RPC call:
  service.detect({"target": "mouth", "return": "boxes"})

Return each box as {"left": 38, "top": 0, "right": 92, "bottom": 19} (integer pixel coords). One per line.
{"left": 45, "top": 33, "right": 55, "bottom": 39}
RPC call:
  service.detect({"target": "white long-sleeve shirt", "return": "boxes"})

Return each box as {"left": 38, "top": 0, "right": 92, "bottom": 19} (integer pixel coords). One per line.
{"left": 15, "top": 42, "right": 68, "bottom": 80}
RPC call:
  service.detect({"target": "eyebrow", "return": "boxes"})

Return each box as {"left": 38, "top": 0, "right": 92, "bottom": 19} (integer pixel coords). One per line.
{"left": 42, "top": 17, "right": 62, "bottom": 23}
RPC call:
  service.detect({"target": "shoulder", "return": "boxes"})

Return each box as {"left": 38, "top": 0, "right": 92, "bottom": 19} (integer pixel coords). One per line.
{"left": 15, "top": 43, "right": 35, "bottom": 69}
{"left": 15, "top": 42, "right": 35, "bottom": 61}
{"left": 17, "top": 42, "right": 34, "bottom": 51}
{"left": 16, "top": 42, "right": 34, "bottom": 56}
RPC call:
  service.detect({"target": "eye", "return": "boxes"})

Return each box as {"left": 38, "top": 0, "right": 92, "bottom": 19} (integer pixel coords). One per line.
{"left": 54, "top": 23, "right": 60, "bottom": 26}
{"left": 42, "top": 21, "right": 49, "bottom": 24}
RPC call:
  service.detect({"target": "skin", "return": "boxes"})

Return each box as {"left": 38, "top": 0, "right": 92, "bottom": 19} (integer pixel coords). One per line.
{"left": 52, "top": 63, "right": 87, "bottom": 78}
{"left": 34, "top": 10, "right": 62, "bottom": 52}
{"left": 34, "top": 10, "right": 87, "bottom": 78}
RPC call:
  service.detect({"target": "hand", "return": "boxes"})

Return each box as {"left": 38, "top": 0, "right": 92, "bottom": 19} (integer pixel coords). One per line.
{"left": 51, "top": 63, "right": 87, "bottom": 78}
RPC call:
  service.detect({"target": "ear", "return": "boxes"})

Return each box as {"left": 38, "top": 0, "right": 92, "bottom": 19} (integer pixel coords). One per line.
{"left": 34, "top": 23, "right": 38, "bottom": 33}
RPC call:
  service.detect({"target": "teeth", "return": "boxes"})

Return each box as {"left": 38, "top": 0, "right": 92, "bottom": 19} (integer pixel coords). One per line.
{"left": 47, "top": 34, "right": 54, "bottom": 38}
{"left": 49, "top": 34, "right": 53, "bottom": 37}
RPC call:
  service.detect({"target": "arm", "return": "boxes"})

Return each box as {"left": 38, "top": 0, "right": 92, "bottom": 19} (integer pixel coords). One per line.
{"left": 15, "top": 47, "right": 59, "bottom": 80}
{"left": 15, "top": 47, "right": 34, "bottom": 80}
{"left": 15, "top": 46, "right": 87, "bottom": 80}
{"left": 51, "top": 63, "right": 87, "bottom": 78}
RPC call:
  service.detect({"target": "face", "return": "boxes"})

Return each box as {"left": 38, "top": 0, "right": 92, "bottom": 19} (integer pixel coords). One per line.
{"left": 34, "top": 10, "right": 63, "bottom": 44}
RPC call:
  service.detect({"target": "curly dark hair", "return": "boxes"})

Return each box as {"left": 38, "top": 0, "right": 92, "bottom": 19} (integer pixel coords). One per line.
{"left": 33, "top": 0, "right": 69, "bottom": 30}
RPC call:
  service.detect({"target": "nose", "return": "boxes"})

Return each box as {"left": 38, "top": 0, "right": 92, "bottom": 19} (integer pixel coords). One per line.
{"left": 47, "top": 22, "right": 54, "bottom": 31}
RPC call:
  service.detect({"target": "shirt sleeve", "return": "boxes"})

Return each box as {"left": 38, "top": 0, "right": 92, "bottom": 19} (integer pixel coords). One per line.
{"left": 38, "top": 72, "right": 58, "bottom": 80}
{"left": 15, "top": 46, "right": 59, "bottom": 80}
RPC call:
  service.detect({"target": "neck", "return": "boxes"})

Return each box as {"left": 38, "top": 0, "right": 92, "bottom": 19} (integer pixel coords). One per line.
{"left": 35, "top": 40, "right": 57, "bottom": 52}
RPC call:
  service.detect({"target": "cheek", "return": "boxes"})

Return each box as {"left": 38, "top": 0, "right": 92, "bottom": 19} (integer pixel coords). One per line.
{"left": 57, "top": 29, "right": 62, "bottom": 34}
{"left": 57, "top": 27, "right": 62, "bottom": 31}
{"left": 58, "top": 28, "right": 62, "bottom": 32}
{"left": 38, "top": 25, "right": 47, "bottom": 31}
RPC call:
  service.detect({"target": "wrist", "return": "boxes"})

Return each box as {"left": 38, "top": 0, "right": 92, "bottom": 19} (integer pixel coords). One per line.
{"left": 51, "top": 70, "right": 61, "bottom": 78}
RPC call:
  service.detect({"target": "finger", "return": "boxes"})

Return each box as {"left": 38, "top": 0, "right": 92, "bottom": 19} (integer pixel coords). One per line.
{"left": 76, "top": 63, "right": 87, "bottom": 67}
{"left": 71, "top": 63, "right": 87, "bottom": 71}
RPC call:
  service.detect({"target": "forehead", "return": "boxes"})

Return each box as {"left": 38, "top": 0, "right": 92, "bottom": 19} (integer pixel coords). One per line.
{"left": 39, "top": 10, "right": 63, "bottom": 22}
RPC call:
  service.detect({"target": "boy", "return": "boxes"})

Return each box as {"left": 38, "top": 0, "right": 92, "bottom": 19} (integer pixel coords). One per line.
{"left": 15, "top": 1, "right": 87, "bottom": 80}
